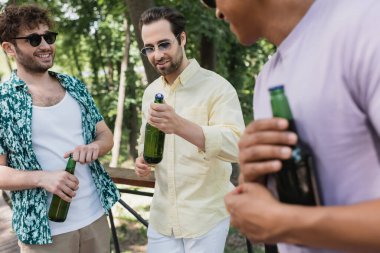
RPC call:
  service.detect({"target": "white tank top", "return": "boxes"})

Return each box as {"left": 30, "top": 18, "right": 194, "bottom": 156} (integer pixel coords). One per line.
{"left": 32, "top": 92, "right": 104, "bottom": 236}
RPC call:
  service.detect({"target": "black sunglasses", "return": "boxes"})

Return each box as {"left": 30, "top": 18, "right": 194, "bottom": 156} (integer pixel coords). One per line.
{"left": 11, "top": 32, "right": 58, "bottom": 47}
{"left": 200, "top": 0, "right": 216, "bottom": 8}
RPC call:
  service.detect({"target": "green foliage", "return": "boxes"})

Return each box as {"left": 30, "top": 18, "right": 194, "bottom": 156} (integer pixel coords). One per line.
{"left": 1, "top": 0, "right": 276, "bottom": 156}
{"left": 156, "top": 0, "right": 276, "bottom": 124}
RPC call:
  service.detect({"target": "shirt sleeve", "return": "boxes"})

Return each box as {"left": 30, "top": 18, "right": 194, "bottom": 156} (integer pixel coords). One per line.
{"left": 347, "top": 10, "right": 380, "bottom": 138}
{"left": 200, "top": 82, "right": 245, "bottom": 162}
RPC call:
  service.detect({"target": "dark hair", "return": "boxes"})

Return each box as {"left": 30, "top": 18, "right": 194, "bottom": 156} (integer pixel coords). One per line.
{"left": 0, "top": 3, "right": 54, "bottom": 43}
{"left": 139, "top": 6, "right": 185, "bottom": 45}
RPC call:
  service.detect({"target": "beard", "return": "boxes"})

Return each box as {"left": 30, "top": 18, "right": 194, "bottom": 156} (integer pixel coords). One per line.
{"left": 15, "top": 46, "right": 55, "bottom": 74}
{"left": 152, "top": 46, "right": 183, "bottom": 76}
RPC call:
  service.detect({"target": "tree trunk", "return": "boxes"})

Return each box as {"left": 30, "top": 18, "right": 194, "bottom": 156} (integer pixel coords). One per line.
{"left": 126, "top": 75, "right": 138, "bottom": 161}
{"left": 110, "top": 18, "right": 131, "bottom": 167}
{"left": 200, "top": 34, "right": 216, "bottom": 71}
{"left": 125, "top": 0, "right": 159, "bottom": 84}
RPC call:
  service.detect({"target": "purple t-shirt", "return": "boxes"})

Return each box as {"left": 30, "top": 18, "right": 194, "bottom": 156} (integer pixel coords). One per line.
{"left": 254, "top": 0, "right": 380, "bottom": 252}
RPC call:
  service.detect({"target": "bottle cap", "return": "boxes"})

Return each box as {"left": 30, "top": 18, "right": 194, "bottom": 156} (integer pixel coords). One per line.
{"left": 268, "top": 85, "right": 284, "bottom": 92}
{"left": 155, "top": 93, "right": 164, "bottom": 100}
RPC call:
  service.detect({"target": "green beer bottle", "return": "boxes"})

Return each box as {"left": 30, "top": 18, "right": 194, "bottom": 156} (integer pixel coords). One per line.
{"left": 48, "top": 154, "right": 76, "bottom": 222}
{"left": 143, "top": 93, "right": 166, "bottom": 164}
{"left": 269, "top": 85, "right": 322, "bottom": 206}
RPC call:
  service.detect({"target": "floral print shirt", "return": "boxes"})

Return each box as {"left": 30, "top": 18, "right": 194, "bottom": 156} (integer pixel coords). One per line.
{"left": 0, "top": 71, "right": 120, "bottom": 244}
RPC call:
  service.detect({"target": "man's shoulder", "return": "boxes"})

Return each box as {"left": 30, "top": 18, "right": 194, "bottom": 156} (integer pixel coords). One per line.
{"left": 0, "top": 78, "right": 18, "bottom": 99}
{"left": 197, "top": 67, "right": 235, "bottom": 90}
{"left": 49, "top": 71, "right": 83, "bottom": 86}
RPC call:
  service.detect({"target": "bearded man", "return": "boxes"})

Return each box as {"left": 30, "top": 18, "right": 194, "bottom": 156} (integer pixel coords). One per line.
{"left": 134, "top": 6, "right": 245, "bottom": 253}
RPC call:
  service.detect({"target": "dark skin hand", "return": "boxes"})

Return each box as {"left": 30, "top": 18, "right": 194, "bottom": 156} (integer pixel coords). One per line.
{"left": 238, "top": 118, "right": 297, "bottom": 183}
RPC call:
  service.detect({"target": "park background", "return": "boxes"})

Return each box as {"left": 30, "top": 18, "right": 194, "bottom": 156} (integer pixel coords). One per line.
{"left": 0, "top": 0, "right": 276, "bottom": 252}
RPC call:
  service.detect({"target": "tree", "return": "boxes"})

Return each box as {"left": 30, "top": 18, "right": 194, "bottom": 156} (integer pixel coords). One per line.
{"left": 125, "top": 0, "right": 159, "bottom": 84}
{"left": 110, "top": 17, "right": 131, "bottom": 167}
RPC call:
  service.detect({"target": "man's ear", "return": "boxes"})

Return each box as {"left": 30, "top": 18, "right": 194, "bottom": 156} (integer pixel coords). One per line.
{"left": 1, "top": 42, "right": 16, "bottom": 57}
{"left": 180, "top": 32, "right": 187, "bottom": 47}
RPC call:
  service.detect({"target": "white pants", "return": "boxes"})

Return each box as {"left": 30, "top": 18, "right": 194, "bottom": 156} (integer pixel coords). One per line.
{"left": 147, "top": 217, "right": 230, "bottom": 253}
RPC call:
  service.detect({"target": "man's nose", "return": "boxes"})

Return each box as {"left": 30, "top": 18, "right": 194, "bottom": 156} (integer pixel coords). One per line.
{"left": 154, "top": 48, "right": 165, "bottom": 60}
{"left": 38, "top": 37, "right": 50, "bottom": 48}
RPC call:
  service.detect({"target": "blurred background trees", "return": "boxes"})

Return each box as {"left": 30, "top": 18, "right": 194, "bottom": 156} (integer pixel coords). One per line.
{"left": 0, "top": 0, "right": 275, "bottom": 167}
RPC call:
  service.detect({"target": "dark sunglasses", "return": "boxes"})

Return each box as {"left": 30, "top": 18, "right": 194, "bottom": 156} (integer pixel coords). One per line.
{"left": 11, "top": 31, "right": 58, "bottom": 47}
{"left": 200, "top": 0, "right": 216, "bottom": 8}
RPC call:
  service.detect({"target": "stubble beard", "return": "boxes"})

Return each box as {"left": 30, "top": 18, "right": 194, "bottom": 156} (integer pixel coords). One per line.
{"left": 153, "top": 47, "right": 183, "bottom": 76}
{"left": 15, "top": 46, "right": 55, "bottom": 74}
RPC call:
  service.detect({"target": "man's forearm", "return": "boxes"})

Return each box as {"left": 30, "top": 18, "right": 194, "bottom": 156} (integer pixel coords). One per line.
{"left": 94, "top": 120, "right": 114, "bottom": 157}
{"left": 0, "top": 166, "right": 43, "bottom": 191}
{"left": 92, "top": 134, "right": 113, "bottom": 157}
{"left": 280, "top": 199, "right": 380, "bottom": 252}
{"left": 174, "top": 117, "right": 205, "bottom": 151}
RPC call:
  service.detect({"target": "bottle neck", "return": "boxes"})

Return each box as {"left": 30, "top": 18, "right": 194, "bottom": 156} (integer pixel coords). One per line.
{"left": 66, "top": 158, "right": 76, "bottom": 173}
{"left": 270, "top": 93, "right": 293, "bottom": 120}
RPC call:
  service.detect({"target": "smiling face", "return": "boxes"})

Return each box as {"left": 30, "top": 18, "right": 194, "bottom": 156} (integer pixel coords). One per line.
{"left": 215, "top": 0, "right": 265, "bottom": 46}
{"left": 141, "top": 19, "right": 186, "bottom": 79}
{"left": 6, "top": 24, "right": 56, "bottom": 74}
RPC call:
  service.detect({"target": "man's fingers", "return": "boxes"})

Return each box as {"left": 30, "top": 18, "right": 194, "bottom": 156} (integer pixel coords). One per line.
{"left": 60, "top": 184, "right": 76, "bottom": 199}
{"left": 66, "top": 174, "right": 79, "bottom": 190}
{"left": 239, "top": 131, "right": 297, "bottom": 148}
{"left": 240, "top": 144, "right": 292, "bottom": 163}
{"left": 245, "top": 118, "right": 289, "bottom": 134}
{"left": 240, "top": 160, "right": 282, "bottom": 182}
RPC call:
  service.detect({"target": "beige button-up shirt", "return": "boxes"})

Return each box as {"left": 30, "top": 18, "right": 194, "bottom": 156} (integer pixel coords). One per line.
{"left": 138, "top": 59, "right": 245, "bottom": 238}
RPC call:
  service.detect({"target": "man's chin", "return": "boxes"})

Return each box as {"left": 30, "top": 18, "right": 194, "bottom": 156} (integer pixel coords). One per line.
{"left": 154, "top": 67, "right": 168, "bottom": 76}
{"left": 27, "top": 66, "right": 52, "bottom": 74}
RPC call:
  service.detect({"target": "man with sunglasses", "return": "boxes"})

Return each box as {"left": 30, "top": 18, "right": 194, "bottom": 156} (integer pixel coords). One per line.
{"left": 134, "top": 6, "right": 245, "bottom": 253}
{"left": 201, "top": 0, "right": 380, "bottom": 252}
{"left": 0, "top": 3, "right": 120, "bottom": 253}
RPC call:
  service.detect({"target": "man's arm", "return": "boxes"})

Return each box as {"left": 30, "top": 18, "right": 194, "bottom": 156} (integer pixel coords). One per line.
{"left": 149, "top": 89, "right": 245, "bottom": 160}
{"left": 93, "top": 120, "right": 114, "bottom": 156}
{"left": 0, "top": 154, "right": 78, "bottom": 202}
{"left": 225, "top": 183, "right": 380, "bottom": 252}
{"left": 149, "top": 102, "right": 206, "bottom": 150}
{"left": 64, "top": 120, "right": 114, "bottom": 163}
{"left": 228, "top": 117, "right": 380, "bottom": 251}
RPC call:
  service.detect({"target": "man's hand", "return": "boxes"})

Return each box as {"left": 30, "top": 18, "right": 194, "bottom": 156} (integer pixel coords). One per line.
{"left": 135, "top": 156, "right": 152, "bottom": 177}
{"left": 224, "top": 182, "right": 285, "bottom": 243}
{"left": 64, "top": 143, "right": 100, "bottom": 164}
{"left": 148, "top": 101, "right": 181, "bottom": 134}
{"left": 239, "top": 118, "right": 298, "bottom": 183}
{"left": 38, "top": 170, "right": 79, "bottom": 202}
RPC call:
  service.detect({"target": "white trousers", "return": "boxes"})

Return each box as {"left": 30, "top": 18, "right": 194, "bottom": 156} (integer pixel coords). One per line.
{"left": 147, "top": 217, "right": 230, "bottom": 253}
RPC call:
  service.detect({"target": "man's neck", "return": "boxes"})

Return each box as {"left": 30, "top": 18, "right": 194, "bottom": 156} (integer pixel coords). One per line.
{"left": 264, "top": 0, "right": 314, "bottom": 46}
{"left": 164, "top": 58, "right": 190, "bottom": 85}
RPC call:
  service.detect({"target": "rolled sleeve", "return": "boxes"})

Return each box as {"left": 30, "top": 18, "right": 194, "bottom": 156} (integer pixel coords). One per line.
{"left": 201, "top": 125, "right": 242, "bottom": 162}
{"left": 201, "top": 125, "right": 223, "bottom": 160}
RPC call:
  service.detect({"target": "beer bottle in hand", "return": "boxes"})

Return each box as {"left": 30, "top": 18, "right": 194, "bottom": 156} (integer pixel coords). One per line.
{"left": 269, "top": 85, "right": 322, "bottom": 206}
{"left": 48, "top": 154, "right": 76, "bottom": 222}
{"left": 143, "top": 93, "right": 165, "bottom": 164}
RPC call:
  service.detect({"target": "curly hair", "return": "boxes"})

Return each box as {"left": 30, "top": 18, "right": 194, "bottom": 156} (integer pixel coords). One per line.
{"left": 0, "top": 3, "right": 54, "bottom": 43}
